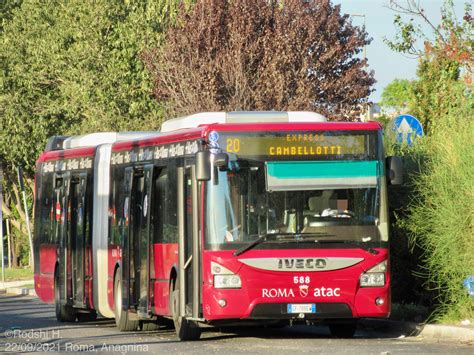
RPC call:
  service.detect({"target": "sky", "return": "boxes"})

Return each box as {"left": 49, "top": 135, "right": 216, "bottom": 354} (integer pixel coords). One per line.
{"left": 335, "top": 0, "right": 468, "bottom": 102}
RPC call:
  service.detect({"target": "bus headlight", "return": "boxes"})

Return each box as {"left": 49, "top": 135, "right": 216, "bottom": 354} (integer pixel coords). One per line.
{"left": 360, "top": 260, "right": 387, "bottom": 287}
{"left": 211, "top": 261, "right": 242, "bottom": 289}
{"left": 214, "top": 275, "right": 242, "bottom": 289}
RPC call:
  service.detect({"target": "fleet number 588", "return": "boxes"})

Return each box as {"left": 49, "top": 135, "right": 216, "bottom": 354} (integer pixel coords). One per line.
{"left": 294, "top": 276, "right": 310, "bottom": 284}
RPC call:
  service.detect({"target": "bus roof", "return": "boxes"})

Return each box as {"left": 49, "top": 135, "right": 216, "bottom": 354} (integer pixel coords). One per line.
{"left": 39, "top": 112, "right": 382, "bottom": 159}
{"left": 160, "top": 111, "right": 327, "bottom": 132}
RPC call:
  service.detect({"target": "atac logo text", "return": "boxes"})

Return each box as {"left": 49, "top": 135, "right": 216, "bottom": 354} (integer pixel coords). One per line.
{"left": 262, "top": 286, "right": 341, "bottom": 298}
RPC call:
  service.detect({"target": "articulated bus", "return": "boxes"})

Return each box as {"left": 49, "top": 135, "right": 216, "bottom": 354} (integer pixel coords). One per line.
{"left": 34, "top": 111, "right": 402, "bottom": 340}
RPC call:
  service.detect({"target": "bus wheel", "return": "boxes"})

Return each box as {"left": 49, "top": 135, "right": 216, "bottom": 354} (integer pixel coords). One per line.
{"left": 114, "top": 268, "right": 139, "bottom": 331}
{"left": 170, "top": 283, "right": 201, "bottom": 341}
{"left": 54, "top": 272, "right": 76, "bottom": 322}
{"left": 328, "top": 321, "right": 357, "bottom": 338}
{"left": 77, "top": 311, "right": 97, "bottom": 322}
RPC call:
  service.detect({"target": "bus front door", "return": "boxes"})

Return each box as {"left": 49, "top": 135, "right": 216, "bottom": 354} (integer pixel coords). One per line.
{"left": 177, "top": 166, "right": 201, "bottom": 320}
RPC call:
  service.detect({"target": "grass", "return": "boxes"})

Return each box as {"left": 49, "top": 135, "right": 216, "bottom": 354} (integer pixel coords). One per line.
{"left": 399, "top": 118, "right": 474, "bottom": 323}
{"left": 1, "top": 267, "right": 33, "bottom": 281}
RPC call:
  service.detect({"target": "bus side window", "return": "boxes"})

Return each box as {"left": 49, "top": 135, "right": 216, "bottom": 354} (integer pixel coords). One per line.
{"left": 152, "top": 167, "right": 178, "bottom": 244}
{"left": 110, "top": 168, "right": 124, "bottom": 245}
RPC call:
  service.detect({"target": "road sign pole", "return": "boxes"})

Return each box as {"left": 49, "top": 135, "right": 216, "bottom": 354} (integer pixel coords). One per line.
{"left": 6, "top": 219, "right": 11, "bottom": 269}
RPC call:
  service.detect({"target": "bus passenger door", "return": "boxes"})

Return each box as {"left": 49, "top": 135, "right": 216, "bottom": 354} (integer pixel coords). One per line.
{"left": 121, "top": 168, "right": 133, "bottom": 312}
{"left": 54, "top": 172, "right": 71, "bottom": 306}
{"left": 70, "top": 173, "right": 88, "bottom": 308}
{"left": 122, "top": 166, "right": 147, "bottom": 313}
{"left": 137, "top": 165, "right": 154, "bottom": 317}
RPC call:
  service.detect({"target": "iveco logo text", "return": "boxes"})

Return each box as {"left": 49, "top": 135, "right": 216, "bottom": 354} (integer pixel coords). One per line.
{"left": 278, "top": 258, "right": 327, "bottom": 269}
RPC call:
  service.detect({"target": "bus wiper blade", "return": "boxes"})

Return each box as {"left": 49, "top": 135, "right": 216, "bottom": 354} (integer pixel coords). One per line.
{"left": 233, "top": 234, "right": 278, "bottom": 257}
{"left": 296, "top": 233, "right": 336, "bottom": 239}
{"left": 233, "top": 233, "right": 333, "bottom": 256}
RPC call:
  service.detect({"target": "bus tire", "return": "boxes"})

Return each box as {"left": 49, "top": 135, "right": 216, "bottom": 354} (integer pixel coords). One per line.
{"left": 54, "top": 271, "right": 76, "bottom": 322}
{"left": 328, "top": 321, "right": 357, "bottom": 338}
{"left": 170, "top": 283, "right": 201, "bottom": 341}
{"left": 114, "top": 268, "right": 139, "bottom": 331}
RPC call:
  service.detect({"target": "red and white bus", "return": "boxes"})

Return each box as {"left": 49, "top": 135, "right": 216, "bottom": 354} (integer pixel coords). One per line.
{"left": 34, "top": 111, "right": 402, "bottom": 339}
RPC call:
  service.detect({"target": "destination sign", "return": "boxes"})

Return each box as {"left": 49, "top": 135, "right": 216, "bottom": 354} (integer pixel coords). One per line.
{"left": 216, "top": 132, "right": 371, "bottom": 158}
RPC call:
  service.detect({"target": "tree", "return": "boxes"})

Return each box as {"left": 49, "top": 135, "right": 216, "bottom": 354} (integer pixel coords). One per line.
{"left": 0, "top": 0, "right": 183, "bottom": 263}
{"left": 379, "top": 79, "right": 414, "bottom": 113}
{"left": 144, "top": 0, "right": 375, "bottom": 120}
{"left": 385, "top": 0, "right": 473, "bottom": 69}
{"left": 385, "top": 1, "right": 474, "bottom": 321}
{"left": 384, "top": 0, "right": 473, "bottom": 133}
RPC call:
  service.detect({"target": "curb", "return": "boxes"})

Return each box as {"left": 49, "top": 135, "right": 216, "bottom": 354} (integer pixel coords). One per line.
{"left": 3, "top": 287, "right": 37, "bottom": 297}
{"left": 360, "top": 318, "right": 474, "bottom": 343}
{"left": 419, "top": 323, "right": 474, "bottom": 343}
{"left": 0, "top": 280, "right": 34, "bottom": 289}
{"left": 0, "top": 280, "right": 36, "bottom": 297}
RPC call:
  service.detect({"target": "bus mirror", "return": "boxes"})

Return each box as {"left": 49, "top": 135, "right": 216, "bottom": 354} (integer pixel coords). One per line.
{"left": 196, "top": 151, "right": 211, "bottom": 181}
{"left": 386, "top": 156, "right": 403, "bottom": 185}
{"left": 213, "top": 153, "right": 229, "bottom": 169}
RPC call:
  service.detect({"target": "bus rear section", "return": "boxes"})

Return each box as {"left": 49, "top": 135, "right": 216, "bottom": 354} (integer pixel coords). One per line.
{"left": 33, "top": 143, "right": 97, "bottom": 322}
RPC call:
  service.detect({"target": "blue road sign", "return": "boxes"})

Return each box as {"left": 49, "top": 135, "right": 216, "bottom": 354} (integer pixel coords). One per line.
{"left": 392, "top": 114, "right": 423, "bottom": 146}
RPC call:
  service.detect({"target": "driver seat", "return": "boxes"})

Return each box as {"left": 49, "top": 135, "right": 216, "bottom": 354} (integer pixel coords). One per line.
{"left": 308, "top": 191, "right": 336, "bottom": 214}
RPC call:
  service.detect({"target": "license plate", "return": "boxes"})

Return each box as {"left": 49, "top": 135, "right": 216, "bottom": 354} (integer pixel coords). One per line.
{"left": 287, "top": 304, "right": 316, "bottom": 314}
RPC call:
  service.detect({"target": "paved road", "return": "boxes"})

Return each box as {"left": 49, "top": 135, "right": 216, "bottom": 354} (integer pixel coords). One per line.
{"left": 0, "top": 294, "right": 472, "bottom": 354}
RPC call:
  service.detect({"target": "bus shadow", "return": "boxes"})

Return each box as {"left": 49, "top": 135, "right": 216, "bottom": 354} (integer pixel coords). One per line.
{"left": 201, "top": 322, "right": 420, "bottom": 341}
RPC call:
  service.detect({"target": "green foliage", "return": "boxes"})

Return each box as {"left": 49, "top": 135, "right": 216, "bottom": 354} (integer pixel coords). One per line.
{"left": 383, "top": 133, "right": 434, "bottom": 307}
{"left": 379, "top": 78, "right": 414, "bottom": 113}
{"left": 384, "top": 1, "right": 474, "bottom": 321}
{"left": 409, "top": 56, "right": 472, "bottom": 134}
{"left": 402, "top": 120, "right": 474, "bottom": 321}
{"left": 0, "top": 0, "right": 22, "bottom": 32}
{"left": 384, "top": 14, "right": 422, "bottom": 54}
{"left": 384, "top": 0, "right": 473, "bottom": 66}
{"left": 0, "top": 0, "right": 184, "bottom": 257}
{"left": 4, "top": 267, "right": 33, "bottom": 281}
{"left": 0, "top": 0, "right": 179, "bottom": 174}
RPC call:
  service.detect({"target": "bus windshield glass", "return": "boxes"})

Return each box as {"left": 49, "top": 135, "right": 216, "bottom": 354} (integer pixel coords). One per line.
{"left": 205, "top": 161, "right": 381, "bottom": 251}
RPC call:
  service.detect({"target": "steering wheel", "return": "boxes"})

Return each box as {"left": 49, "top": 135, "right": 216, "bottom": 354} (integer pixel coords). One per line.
{"left": 337, "top": 210, "right": 355, "bottom": 218}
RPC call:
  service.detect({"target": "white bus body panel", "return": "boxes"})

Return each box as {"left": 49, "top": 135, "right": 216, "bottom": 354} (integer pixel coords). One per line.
{"left": 92, "top": 144, "right": 114, "bottom": 318}
{"left": 63, "top": 132, "right": 159, "bottom": 149}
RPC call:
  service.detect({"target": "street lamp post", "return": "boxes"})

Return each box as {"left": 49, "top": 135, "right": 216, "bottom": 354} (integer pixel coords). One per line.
{"left": 349, "top": 13, "right": 369, "bottom": 121}
{"left": 349, "top": 13, "right": 366, "bottom": 60}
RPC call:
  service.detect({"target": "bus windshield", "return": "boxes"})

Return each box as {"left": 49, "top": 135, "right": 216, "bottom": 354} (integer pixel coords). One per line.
{"left": 205, "top": 161, "right": 380, "bottom": 250}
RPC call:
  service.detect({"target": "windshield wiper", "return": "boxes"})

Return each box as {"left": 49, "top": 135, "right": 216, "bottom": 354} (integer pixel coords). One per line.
{"left": 233, "top": 234, "right": 279, "bottom": 256}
